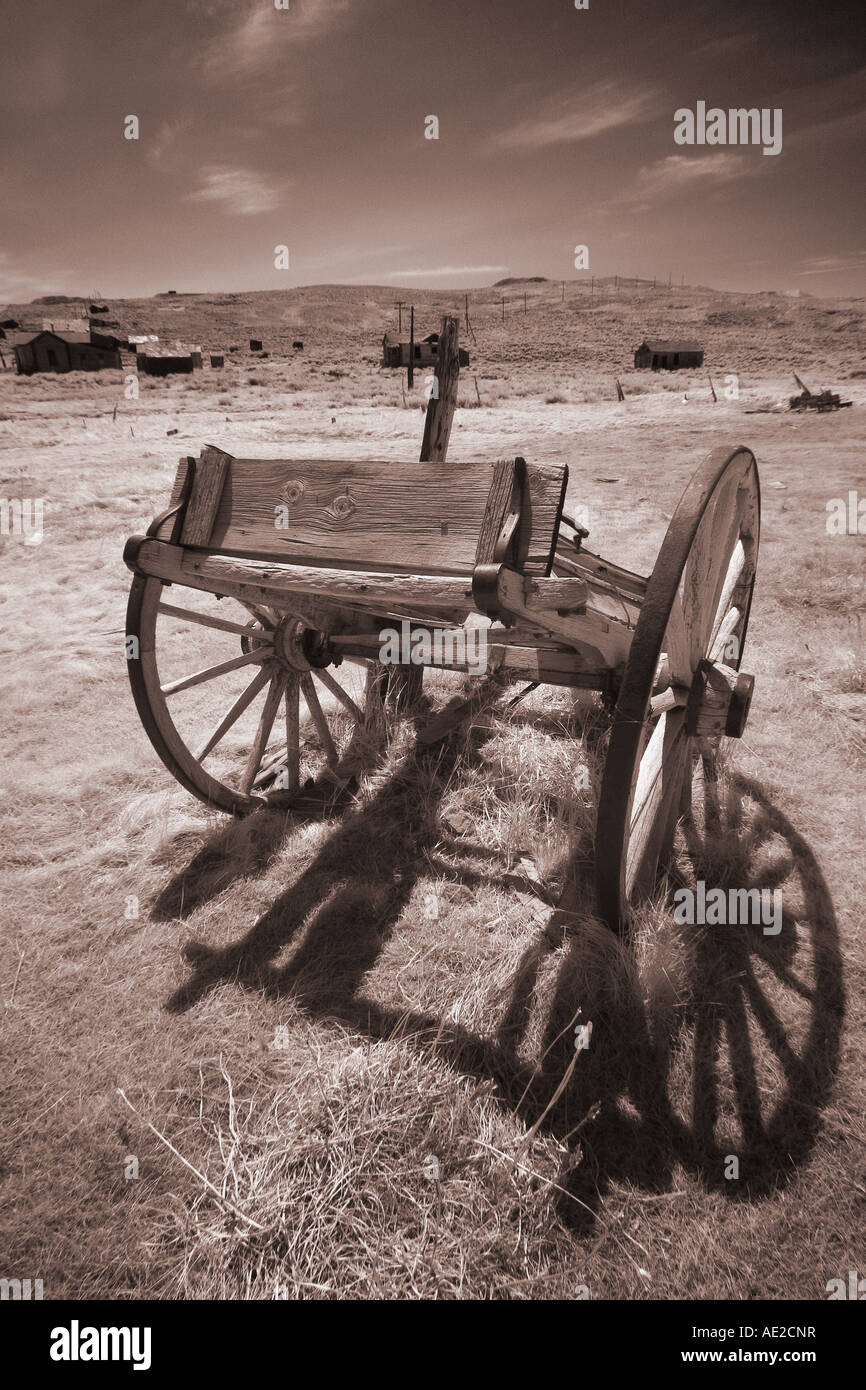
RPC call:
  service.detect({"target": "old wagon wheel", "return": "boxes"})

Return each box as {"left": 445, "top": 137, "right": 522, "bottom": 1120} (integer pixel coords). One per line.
{"left": 595, "top": 445, "right": 760, "bottom": 932}
{"left": 126, "top": 575, "right": 385, "bottom": 815}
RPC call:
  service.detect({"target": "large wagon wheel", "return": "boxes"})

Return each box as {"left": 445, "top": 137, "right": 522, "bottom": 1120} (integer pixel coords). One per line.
{"left": 126, "top": 575, "right": 386, "bottom": 815}
{"left": 595, "top": 445, "right": 760, "bottom": 932}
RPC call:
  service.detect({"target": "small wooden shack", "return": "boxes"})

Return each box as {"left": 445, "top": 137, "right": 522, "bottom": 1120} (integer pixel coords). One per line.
{"left": 139, "top": 352, "right": 194, "bottom": 376}
{"left": 14, "top": 330, "right": 122, "bottom": 375}
{"left": 634, "top": 340, "right": 703, "bottom": 370}
{"left": 381, "top": 330, "right": 469, "bottom": 369}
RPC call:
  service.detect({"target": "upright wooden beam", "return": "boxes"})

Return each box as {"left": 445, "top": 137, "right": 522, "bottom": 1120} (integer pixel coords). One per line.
{"left": 420, "top": 315, "right": 459, "bottom": 464}
{"left": 408, "top": 305, "right": 414, "bottom": 388}
{"left": 393, "top": 313, "right": 461, "bottom": 708}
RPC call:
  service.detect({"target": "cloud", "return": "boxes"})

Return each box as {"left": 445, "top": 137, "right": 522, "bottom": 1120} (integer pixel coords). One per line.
{"left": 487, "top": 81, "right": 657, "bottom": 151}
{"left": 0, "top": 251, "right": 77, "bottom": 303}
{"left": 380, "top": 265, "right": 510, "bottom": 280}
{"left": 794, "top": 252, "right": 866, "bottom": 277}
{"left": 599, "top": 153, "right": 752, "bottom": 213}
{"left": 185, "top": 166, "right": 285, "bottom": 214}
{"left": 199, "top": 0, "right": 354, "bottom": 84}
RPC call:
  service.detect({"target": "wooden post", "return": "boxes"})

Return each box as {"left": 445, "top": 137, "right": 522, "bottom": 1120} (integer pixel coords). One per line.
{"left": 561, "top": 281, "right": 565, "bottom": 302}
{"left": 395, "top": 300, "right": 405, "bottom": 333}
{"left": 408, "top": 305, "right": 414, "bottom": 388}
{"left": 420, "top": 314, "right": 459, "bottom": 464}
{"left": 615, "top": 379, "right": 625, "bottom": 402}
{"left": 590, "top": 276, "right": 594, "bottom": 298}
{"left": 501, "top": 298, "right": 505, "bottom": 322}
{"left": 464, "top": 295, "right": 469, "bottom": 332}
{"left": 391, "top": 314, "right": 461, "bottom": 710}
{"left": 708, "top": 375, "right": 717, "bottom": 403}
{"left": 524, "top": 292, "right": 527, "bottom": 314}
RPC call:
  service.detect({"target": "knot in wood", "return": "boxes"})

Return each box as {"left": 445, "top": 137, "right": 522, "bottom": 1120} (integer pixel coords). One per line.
{"left": 280, "top": 480, "right": 305, "bottom": 505}
{"left": 325, "top": 492, "right": 357, "bottom": 522}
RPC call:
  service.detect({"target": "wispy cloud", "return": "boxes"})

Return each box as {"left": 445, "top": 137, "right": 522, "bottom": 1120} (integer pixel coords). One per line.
{"left": 487, "top": 80, "right": 657, "bottom": 152}
{"left": 199, "top": 0, "right": 354, "bottom": 84}
{"left": 599, "top": 153, "right": 752, "bottom": 213}
{"left": 185, "top": 166, "right": 285, "bottom": 215}
{"left": 381, "top": 265, "right": 510, "bottom": 280}
{"left": 0, "top": 251, "right": 76, "bottom": 303}
{"left": 795, "top": 252, "right": 866, "bottom": 277}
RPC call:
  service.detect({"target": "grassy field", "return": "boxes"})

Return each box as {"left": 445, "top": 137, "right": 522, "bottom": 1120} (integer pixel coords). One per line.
{"left": 0, "top": 278, "right": 864, "bottom": 1299}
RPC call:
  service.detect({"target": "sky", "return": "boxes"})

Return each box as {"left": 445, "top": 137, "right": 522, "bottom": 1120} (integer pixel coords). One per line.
{"left": 1, "top": 0, "right": 865, "bottom": 300}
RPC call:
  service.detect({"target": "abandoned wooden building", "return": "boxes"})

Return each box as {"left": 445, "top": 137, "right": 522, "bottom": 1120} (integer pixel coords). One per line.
{"left": 634, "top": 339, "right": 704, "bottom": 370}
{"left": 139, "top": 351, "right": 194, "bottom": 376}
{"left": 13, "top": 330, "right": 122, "bottom": 375}
{"left": 381, "top": 331, "right": 470, "bottom": 369}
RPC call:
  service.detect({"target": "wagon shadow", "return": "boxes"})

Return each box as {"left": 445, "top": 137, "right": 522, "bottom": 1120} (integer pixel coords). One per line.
{"left": 159, "top": 718, "right": 843, "bottom": 1224}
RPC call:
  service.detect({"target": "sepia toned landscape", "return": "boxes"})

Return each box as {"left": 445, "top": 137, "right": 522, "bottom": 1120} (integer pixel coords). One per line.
{"left": 1, "top": 275, "right": 863, "bottom": 1300}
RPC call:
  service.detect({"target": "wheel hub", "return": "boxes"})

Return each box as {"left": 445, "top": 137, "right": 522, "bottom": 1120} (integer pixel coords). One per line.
{"left": 685, "top": 660, "right": 755, "bottom": 738}
{"left": 272, "top": 615, "right": 335, "bottom": 672}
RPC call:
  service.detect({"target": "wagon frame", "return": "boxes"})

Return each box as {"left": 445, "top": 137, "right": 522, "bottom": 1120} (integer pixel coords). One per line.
{"left": 123, "top": 319, "right": 760, "bottom": 932}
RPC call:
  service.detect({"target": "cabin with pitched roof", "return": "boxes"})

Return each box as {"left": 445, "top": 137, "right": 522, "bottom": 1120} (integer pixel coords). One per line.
{"left": 13, "top": 330, "right": 122, "bottom": 375}
{"left": 634, "top": 339, "right": 704, "bottom": 370}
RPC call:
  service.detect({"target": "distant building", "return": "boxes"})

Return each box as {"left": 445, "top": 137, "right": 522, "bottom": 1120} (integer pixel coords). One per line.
{"left": 634, "top": 340, "right": 704, "bottom": 370}
{"left": 139, "top": 352, "right": 194, "bottom": 376}
{"left": 41, "top": 316, "right": 88, "bottom": 333}
{"left": 381, "top": 331, "right": 469, "bottom": 368}
{"left": 13, "top": 330, "right": 122, "bottom": 375}
{"left": 128, "top": 334, "right": 160, "bottom": 352}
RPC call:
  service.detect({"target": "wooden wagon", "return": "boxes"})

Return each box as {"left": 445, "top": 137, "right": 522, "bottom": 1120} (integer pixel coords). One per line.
{"left": 123, "top": 320, "right": 759, "bottom": 931}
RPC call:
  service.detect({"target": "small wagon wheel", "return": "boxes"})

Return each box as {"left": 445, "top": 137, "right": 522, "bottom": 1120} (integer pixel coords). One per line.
{"left": 595, "top": 445, "right": 760, "bottom": 932}
{"left": 126, "top": 575, "right": 384, "bottom": 815}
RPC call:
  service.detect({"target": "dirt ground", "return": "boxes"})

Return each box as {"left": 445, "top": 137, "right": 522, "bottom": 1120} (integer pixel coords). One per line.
{"left": 1, "top": 282, "right": 864, "bottom": 1299}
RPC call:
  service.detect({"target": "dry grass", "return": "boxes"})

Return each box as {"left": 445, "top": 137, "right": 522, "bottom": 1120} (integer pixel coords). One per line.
{"left": 0, "top": 280, "right": 863, "bottom": 1300}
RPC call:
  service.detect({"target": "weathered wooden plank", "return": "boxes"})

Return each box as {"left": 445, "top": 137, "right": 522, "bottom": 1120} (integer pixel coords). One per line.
{"left": 420, "top": 315, "right": 459, "bottom": 464}
{"left": 179, "top": 445, "right": 231, "bottom": 547}
{"left": 475, "top": 458, "right": 525, "bottom": 566}
{"left": 162, "top": 452, "right": 567, "bottom": 577}
{"left": 132, "top": 538, "right": 479, "bottom": 611}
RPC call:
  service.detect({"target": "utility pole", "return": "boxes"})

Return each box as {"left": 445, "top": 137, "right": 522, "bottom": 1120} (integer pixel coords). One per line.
{"left": 408, "top": 304, "right": 414, "bottom": 388}
{"left": 590, "top": 276, "right": 594, "bottom": 298}
{"left": 395, "top": 300, "right": 405, "bottom": 333}
{"left": 464, "top": 294, "right": 470, "bottom": 332}
{"left": 524, "top": 292, "right": 527, "bottom": 314}
{"left": 501, "top": 297, "right": 505, "bottom": 322}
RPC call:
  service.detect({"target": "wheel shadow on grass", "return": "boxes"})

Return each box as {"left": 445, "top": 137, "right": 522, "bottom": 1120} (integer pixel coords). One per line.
{"left": 159, "top": 708, "right": 843, "bottom": 1228}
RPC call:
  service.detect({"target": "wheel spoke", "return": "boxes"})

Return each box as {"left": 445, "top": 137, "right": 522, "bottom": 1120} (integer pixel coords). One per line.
{"left": 626, "top": 708, "right": 687, "bottom": 898}
{"left": 313, "top": 667, "right": 364, "bottom": 723}
{"left": 707, "top": 538, "right": 746, "bottom": 650}
{"left": 196, "top": 666, "right": 273, "bottom": 761}
{"left": 160, "top": 648, "right": 272, "bottom": 696}
{"left": 157, "top": 601, "right": 272, "bottom": 639}
{"left": 664, "top": 592, "right": 692, "bottom": 686}
{"left": 709, "top": 605, "right": 742, "bottom": 664}
{"left": 285, "top": 674, "right": 300, "bottom": 792}
{"left": 240, "top": 674, "right": 287, "bottom": 794}
{"left": 300, "top": 674, "right": 339, "bottom": 765}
